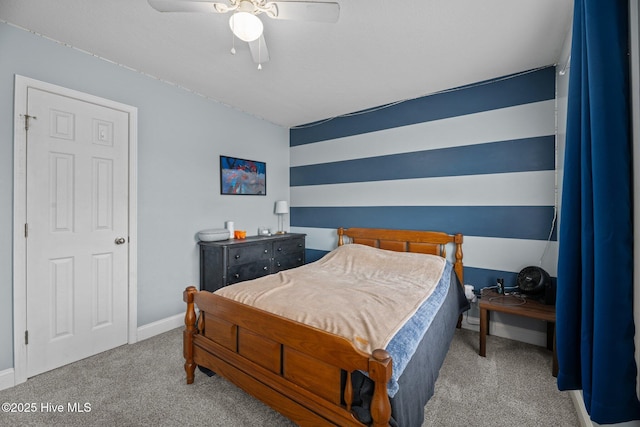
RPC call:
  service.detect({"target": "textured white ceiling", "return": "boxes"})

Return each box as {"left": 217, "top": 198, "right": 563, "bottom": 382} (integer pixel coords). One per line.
{"left": 0, "top": 0, "right": 573, "bottom": 128}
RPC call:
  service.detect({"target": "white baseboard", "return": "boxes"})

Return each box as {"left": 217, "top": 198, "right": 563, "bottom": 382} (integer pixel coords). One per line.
{"left": 569, "top": 390, "right": 640, "bottom": 427}
{"left": 460, "top": 313, "right": 548, "bottom": 348}
{"left": 0, "top": 368, "right": 15, "bottom": 391}
{"left": 136, "top": 313, "right": 184, "bottom": 342}
{"left": 570, "top": 390, "right": 592, "bottom": 427}
{"left": 0, "top": 314, "right": 185, "bottom": 392}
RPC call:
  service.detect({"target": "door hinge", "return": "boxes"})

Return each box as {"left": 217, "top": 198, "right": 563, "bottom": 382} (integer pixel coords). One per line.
{"left": 20, "top": 114, "right": 37, "bottom": 131}
{"left": 24, "top": 223, "right": 28, "bottom": 238}
{"left": 25, "top": 330, "right": 28, "bottom": 345}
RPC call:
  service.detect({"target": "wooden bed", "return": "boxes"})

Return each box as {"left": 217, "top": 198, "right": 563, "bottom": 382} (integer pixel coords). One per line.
{"left": 183, "top": 227, "right": 464, "bottom": 426}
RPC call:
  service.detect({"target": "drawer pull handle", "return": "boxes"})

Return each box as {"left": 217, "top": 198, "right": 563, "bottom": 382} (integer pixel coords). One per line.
{"left": 234, "top": 273, "right": 240, "bottom": 279}
{"left": 263, "top": 266, "right": 268, "bottom": 271}
{"left": 264, "top": 249, "right": 268, "bottom": 253}
{"left": 277, "top": 247, "right": 282, "bottom": 251}
{"left": 235, "top": 254, "right": 240, "bottom": 259}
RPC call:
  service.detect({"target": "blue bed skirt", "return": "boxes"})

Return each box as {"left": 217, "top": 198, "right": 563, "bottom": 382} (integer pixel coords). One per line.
{"left": 351, "top": 271, "right": 469, "bottom": 426}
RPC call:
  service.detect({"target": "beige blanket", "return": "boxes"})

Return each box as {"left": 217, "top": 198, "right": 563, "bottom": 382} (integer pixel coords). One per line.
{"left": 215, "top": 244, "right": 446, "bottom": 354}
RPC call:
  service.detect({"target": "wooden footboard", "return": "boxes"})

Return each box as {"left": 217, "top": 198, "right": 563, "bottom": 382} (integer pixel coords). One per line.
{"left": 183, "top": 286, "right": 393, "bottom": 427}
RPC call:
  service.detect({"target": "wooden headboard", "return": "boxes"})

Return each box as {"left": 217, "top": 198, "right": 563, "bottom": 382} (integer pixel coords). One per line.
{"left": 337, "top": 227, "right": 464, "bottom": 284}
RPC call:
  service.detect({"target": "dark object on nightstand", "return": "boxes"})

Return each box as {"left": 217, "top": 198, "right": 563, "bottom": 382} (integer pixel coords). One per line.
{"left": 199, "top": 233, "right": 306, "bottom": 292}
{"left": 517, "top": 266, "right": 555, "bottom": 305}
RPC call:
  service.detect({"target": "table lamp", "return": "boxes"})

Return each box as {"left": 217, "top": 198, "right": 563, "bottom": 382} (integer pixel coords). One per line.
{"left": 274, "top": 200, "right": 289, "bottom": 234}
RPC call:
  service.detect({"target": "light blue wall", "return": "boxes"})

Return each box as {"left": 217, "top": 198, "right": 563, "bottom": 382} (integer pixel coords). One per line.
{"left": 0, "top": 22, "right": 289, "bottom": 371}
{"left": 290, "top": 67, "right": 558, "bottom": 292}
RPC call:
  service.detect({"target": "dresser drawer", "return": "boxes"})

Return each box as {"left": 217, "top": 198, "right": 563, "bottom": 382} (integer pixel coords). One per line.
{"left": 273, "top": 238, "right": 305, "bottom": 257}
{"left": 228, "top": 261, "right": 271, "bottom": 284}
{"left": 273, "top": 253, "right": 304, "bottom": 272}
{"left": 273, "top": 238, "right": 305, "bottom": 272}
{"left": 228, "top": 243, "right": 271, "bottom": 266}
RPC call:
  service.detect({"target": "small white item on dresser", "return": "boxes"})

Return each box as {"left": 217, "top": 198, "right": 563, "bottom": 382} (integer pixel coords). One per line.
{"left": 225, "top": 221, "right": 234, "bottom": 239}
{"left": 258, "top": 227, "right": 271, "bottom": 236}
{"left": 198, "top": 229, "right": 230, "bottom": 242}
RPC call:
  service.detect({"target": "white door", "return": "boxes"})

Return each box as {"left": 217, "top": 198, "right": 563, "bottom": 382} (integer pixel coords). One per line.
{"left": 25, "top": 87, "right": 130, "bottom": 377}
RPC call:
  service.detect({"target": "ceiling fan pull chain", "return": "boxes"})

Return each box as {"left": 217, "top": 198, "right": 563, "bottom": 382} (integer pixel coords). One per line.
{"left": 257, "top": 37, "right": 262, "bottom": 70}
{"left": 230, "top": 13, "right": 236, "bottom": 55}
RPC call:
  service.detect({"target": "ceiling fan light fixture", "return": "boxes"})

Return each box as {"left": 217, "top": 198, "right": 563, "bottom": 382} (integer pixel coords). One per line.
{"left": 229, "top": 12, "right": 264, "bottom": 42}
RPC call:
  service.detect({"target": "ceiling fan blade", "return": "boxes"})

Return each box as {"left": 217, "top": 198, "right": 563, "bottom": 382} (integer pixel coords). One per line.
{"left": 248, "top": 35, "right": 270, "bottom": 64}
{"left": 266, "top": 1, "right": 340, "bottom": 22}
{"left": 147, "top": 0, "right": 231, "bottom": 13}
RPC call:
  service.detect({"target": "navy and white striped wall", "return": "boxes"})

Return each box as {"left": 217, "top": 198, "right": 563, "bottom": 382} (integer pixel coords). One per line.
{"left": 289, "top": 67, "right": 557, "bottom": 291}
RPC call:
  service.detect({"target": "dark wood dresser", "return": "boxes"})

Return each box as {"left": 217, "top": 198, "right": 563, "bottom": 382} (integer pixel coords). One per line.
{"left": 199, "top": 233, "right": 306, "bottom": 292}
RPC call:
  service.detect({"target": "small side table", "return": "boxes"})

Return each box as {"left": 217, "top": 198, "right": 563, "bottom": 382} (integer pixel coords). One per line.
{"left": 479, "top": 289, "right": 558, "bottom": 377}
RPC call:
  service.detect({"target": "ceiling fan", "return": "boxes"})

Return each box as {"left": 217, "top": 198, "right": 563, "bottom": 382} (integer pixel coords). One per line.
{"left": 147, "top": 0, "right": 340, "bottom": 68}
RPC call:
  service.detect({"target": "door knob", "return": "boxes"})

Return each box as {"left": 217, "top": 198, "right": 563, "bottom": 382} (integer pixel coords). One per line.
{"left": 115, "top": 237, "right": 126, "bottom": 245}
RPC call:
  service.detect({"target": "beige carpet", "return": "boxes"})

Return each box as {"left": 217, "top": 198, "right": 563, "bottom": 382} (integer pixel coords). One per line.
{"left": 424, "top": 328, "right": 578, "bottom": 426}
{"left": 0, "top": 327, "right": 578, "bottom": 426}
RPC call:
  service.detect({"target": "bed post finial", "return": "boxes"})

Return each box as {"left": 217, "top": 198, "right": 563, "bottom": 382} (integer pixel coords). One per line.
{"left": 183, "top": 286, "right": 197, "bottom": 384}
{"left": 453, "top": 233, "right": 464, "bottom": 283}
{"left": 338, "top": 227, "right": 345, "bottom": 246}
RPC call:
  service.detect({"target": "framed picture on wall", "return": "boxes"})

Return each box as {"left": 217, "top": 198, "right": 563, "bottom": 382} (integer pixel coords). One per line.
{"left": 220, "top": 155, "right": 266, "bottom": 195}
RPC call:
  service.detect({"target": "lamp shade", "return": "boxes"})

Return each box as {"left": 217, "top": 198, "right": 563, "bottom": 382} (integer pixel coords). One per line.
{"left": 229, "top": 12, "right": 263, "bottom": 42}
{"left": 274, "top": 200, "right": 289, "bottom": 214}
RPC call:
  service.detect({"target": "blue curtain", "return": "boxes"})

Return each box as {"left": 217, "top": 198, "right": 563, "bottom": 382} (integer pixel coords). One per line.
{"left": 556, "top": 0, "right": 640, "bottom": 423}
